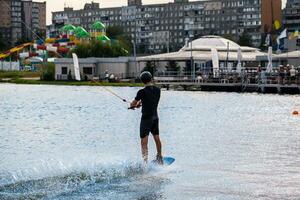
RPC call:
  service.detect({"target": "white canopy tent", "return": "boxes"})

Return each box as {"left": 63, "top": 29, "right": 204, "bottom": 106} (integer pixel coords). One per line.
{"left": 138, "top": 50, "right": 266, "bottom": 62}
{"left": 138, "top": 36, "right": 267, "bottom": 63}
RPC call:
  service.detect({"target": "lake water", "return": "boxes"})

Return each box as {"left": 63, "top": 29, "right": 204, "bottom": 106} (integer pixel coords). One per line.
{"left": 1, "top": 84, "right": 300, "bottom": 200}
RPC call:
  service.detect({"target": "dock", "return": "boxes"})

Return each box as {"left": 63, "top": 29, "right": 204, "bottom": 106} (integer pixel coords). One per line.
{"left": 154, "top": 73, "right": 300, "bottom": 94}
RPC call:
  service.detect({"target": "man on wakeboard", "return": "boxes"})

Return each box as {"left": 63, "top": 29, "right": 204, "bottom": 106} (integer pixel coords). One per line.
{"left": 129, "top": 71, "right": 163, "bottom": 165}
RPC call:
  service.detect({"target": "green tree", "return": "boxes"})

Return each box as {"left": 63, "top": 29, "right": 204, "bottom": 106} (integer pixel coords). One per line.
{"left": 166, "top": 61, "right": 180, "bottom": 75}
{"left": 117, "top": 35, "right": 132, "bottom": 54}
{"left": 238, "top": 31, "right": 252, "bottom": 47}
{"left": 143, "top": 61, "right": 156, "bottom": 75}
{"left": 106, "top": 26, "right": 124, "bottom": 39}
{"left": 106, "top": 26, "right": 132, "bottom": 54}
{"left": 69, "top": 39, "right": 130, "bottom": 58}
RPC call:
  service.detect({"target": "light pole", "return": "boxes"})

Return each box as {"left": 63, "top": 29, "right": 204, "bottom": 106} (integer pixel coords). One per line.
{"left": 190, "top": 37, "right": 195, "bottom": 80}
{"left": 185, "top": 37, "right": 194, "bottom": 80}
{"left": 166, "top": 31, "right": 170, "bottom": 53}
{"left": 226, "top": 41, "right": 229, "bottom": 70}
{"left": 133, "top": 7, "right": 137, "bottom": 77}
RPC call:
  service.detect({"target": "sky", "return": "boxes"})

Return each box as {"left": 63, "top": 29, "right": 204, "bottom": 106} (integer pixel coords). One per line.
{"left": 35, "top": 0, "right": 288, "bottom": 25}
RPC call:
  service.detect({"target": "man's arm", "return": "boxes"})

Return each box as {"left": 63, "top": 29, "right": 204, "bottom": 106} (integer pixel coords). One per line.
{"left": 128, "top": 89, "right": 143, "bottom": 110}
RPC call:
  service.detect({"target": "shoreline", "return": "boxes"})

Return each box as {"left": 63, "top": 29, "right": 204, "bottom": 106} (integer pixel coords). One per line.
{"left": 2, "top": 79, "right": 300, "bottom": 95}
{"left": 0, "top": 79, "right": 143, "bottom": 87}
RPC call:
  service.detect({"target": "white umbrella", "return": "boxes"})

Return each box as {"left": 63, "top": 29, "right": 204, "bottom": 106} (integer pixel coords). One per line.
{"left": 236, "top": 47, "right": 242, "bottom": 73}
{"left": 211, "top": 48, "right": 219, "bottom": 78}
{"left": 266, "top": 46, "right": 273, "bottom": 73}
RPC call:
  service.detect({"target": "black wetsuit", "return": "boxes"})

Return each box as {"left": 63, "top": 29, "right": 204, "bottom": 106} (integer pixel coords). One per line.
{"left": 135, "top": 85, "right": 161, "bottom": 138}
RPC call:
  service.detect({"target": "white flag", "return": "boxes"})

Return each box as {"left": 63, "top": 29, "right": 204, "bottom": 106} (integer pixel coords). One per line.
{"left": 72, "top": 53, "right": 81, "bottom": 81}
{"left": 277, "top": 29, "right": 287, "bottom": 48}
{"left": 278, "top": 29, "right": 287, "bottom": 39}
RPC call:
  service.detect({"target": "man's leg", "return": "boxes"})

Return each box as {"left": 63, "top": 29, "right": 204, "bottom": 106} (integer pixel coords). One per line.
{"left": 153, "top": 135, "right": 162, "bottom": 157}
{"left": 141, "top": 136, "right": 149, "bottom": 163}
{"left": 153, "top": 135, "right": 163, "bottom": 165}
{"left": 151, "top": 118, "right": 163, "bottom": 164}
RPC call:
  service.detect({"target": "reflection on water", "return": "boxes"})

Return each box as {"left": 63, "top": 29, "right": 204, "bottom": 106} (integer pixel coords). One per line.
{"left": 1, "top": 84, "right": 300, "bottom": 199}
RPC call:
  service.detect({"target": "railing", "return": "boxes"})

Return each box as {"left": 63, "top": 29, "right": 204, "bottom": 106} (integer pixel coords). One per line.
{"left": 56, "top": 70, "right": 300, "bottom": 86}
{"left": 153, "top": 70, "right": 300, "bottom": 86}
{"left": 97, "top": 72, "right": 140, "bottom": 81}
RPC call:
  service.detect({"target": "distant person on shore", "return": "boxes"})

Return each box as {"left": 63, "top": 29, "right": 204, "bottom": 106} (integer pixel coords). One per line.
{"left": 279, "top": 65, "right": 284, "bottom": 84}
{"left": 290, "top": 65, "right": 296, "bottom": 84}
{"left": 129, "top": 71, "right": 163, "bottom": 165}
{"left": 105, "top": 70, "right": 109, "bottom": 81}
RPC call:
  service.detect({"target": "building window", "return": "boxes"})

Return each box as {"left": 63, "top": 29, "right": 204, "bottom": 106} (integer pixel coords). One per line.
{"left": 83, "top": 67, "right": 93, "bottom": 75}
{"left": 62, "top": 67, "right": 68, "bottom": 75}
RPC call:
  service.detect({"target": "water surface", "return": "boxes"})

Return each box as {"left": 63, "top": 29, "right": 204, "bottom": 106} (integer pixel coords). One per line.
{"left": 1, "top": 84, "right": 300, "bottom": 199}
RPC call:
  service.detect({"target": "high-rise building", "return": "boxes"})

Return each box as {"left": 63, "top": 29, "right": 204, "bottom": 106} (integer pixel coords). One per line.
{"left": 283, "top": 0, "right": 300, "bottom": 33}
{"left": 22, "top": 1, "right": 46, "bottom": 40}
{"left": 0, "top": 0, "right": 46, "bottom": 48}
{"left": 11, "top": 0, "right": 23, "bottom": 47}
{"left": 34, "top": 1, "right": 47, "bottom": 38}
{"left": 0, "top": 0, "right": 12, "bottom": 47}
{"left": 52, "top": 0, "right": 266, "bottom": 54}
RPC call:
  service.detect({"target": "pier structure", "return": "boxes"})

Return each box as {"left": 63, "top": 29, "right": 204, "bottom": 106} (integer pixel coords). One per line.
{"left": 154, "top": 70, "right": 300, "bottom": 94}
{"left": 137, "top": 36, "right": 300, "bottom": 94}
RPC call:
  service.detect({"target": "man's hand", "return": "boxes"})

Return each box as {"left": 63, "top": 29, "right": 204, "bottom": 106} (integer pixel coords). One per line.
{"left": 128, "top": 100, "right": 142, "bottom": 110}
{"left": 136, "top": 101, "right": 142, "bottom": 108}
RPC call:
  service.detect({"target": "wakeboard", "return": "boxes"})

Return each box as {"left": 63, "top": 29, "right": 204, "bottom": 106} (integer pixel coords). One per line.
{"left": 151, "top": 157, "right": 175, "bottom": 166}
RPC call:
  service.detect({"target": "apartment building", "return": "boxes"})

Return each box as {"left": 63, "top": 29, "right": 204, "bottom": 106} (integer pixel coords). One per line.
{"left": 51, "top": 0, "right": 278, "bottom": 53}
{"left": 0, "top": 0, "right": 12, "bottom": 47}
{"left": 0, "top": 0, "right": 46, "bottom": 48}
{"left": 283, "top": 0, "right": 300, "bottom": 33}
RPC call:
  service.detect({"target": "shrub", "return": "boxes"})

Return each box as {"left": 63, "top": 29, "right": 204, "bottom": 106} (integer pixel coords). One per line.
{"left": 41, "top": 63, "right": 55, "bottom": 81}
{"left": 166, "top": 61, "right": 180, "bottom": 75}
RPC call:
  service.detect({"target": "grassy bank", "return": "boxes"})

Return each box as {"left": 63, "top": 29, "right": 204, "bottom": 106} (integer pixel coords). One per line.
{"left": 0, "top": 70, "right": 142, "bottom": 87}
{"left": 0, "top": 70, "right": 40, "bottom": 79}
{"left": 0, "top": 78, "right": 143, "bottom": 87}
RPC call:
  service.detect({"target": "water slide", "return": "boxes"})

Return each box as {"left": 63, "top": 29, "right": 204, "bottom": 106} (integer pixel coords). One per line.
{"left": 0, "top": 43, "right": 33, "bottom": 59}
{"left": 0, "top": 40, "right": 74, "bottom": 60}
